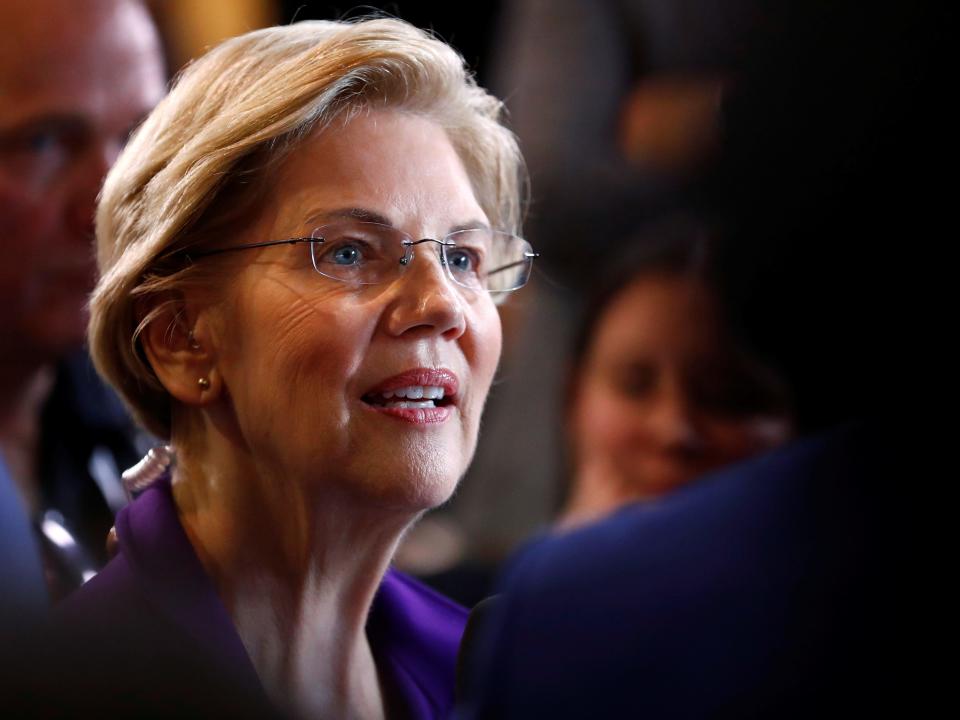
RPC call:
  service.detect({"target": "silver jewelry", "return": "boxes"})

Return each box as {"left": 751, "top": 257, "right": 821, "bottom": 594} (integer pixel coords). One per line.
{"left": 121, "top": 445, "right": 175, "bottom": 500}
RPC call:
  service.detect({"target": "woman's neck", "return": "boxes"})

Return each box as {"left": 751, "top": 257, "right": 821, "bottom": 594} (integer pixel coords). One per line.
{"left": 171, "top": 435, "right": 414, "bottom": 719}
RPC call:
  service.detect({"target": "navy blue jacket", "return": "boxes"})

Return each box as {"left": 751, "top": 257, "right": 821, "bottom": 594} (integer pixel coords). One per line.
{"left": 463, "top": 423, "right": 907, "bottom": 718}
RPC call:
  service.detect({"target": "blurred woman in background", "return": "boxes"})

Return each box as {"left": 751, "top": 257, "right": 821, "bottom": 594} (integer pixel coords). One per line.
{"left": 560, "top": 221, "right": 792, "bottom": 528}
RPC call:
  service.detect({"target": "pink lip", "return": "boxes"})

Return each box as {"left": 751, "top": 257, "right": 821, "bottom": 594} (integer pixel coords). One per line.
{"left": 364, "top": 368, "right": 459, "bottom": 397}
{"left": 362, "top": 368, "right": 459, "bottom": 425}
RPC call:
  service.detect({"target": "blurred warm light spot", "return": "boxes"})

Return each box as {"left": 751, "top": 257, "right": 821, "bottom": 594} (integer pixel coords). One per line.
{"left": 150, "top": 0, "right": 278, "bottom": 70}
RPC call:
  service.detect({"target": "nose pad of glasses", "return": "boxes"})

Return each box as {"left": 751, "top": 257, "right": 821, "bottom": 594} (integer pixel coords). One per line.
{"left": 397, "top": 239, "right": 450, "bottom": 273}
{"left": 398, "top": 240, "right": 415, "bottom": 269}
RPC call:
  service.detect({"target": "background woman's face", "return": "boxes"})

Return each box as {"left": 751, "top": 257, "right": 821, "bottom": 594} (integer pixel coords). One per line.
{"left": 570, "top": 275, "right": 791, "bottom": 502}
{"left": 204, "top": 110, "right": 502, "bottom": 511}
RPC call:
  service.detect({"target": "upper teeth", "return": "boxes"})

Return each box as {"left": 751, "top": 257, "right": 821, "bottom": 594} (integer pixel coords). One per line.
{"left": 382, "top": 385, "right": 445, "bottom": 400}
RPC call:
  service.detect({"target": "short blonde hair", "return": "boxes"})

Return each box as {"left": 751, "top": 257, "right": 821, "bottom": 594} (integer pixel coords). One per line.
{"left": 89, "top": 17, "right": 525, "bottom": 439}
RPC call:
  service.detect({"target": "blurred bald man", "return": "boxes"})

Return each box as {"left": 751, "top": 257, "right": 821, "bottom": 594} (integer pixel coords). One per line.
{"left": 0, "top": 0, "right": 165, "bottom": 599}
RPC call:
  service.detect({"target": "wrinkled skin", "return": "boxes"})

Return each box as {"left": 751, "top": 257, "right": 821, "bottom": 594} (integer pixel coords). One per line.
{"left": 196, "top": 110, "right": 504, "bottom": 515}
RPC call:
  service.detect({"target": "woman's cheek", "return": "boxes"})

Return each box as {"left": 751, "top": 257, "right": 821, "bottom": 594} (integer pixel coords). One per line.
{"left": 575, "top": 385, "right": 638, "bottom": 462}
{"left": 466, "top": 304, "right": 503, "bottom": 419}
{"left": 706, "top": 416, "right": 792, "bottom": 464}
{"left": 478, "top": 303, "right": 503, "bottom": 378}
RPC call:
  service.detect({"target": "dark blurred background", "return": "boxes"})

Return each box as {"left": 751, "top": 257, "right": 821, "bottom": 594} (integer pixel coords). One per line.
{"left": 150, "top": 1, "right": 502, "bottom": 84}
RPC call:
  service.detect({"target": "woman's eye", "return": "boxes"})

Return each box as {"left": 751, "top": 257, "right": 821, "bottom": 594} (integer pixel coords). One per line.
{"left": 446, "top": 248, "right": 479, "bottom": 274}
{"left": 611, "top": 363, "right": 656, "bottom": 398}
{"left": 326, "top": 242, "right": 364, "bottom": 265}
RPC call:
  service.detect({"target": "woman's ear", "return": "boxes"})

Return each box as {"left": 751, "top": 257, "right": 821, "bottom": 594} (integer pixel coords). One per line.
{"left": 140, "top": 299, "right": 222, "bottom": 407}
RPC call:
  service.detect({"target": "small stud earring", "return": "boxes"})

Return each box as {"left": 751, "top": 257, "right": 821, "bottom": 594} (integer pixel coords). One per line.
{"left": 188, "top": 330, "right": 201, "bottom": 351}
{"left": 197, "top": 377, "right": 211, "bottom": 390}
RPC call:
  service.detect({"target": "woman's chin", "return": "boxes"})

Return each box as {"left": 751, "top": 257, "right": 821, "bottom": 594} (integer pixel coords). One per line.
{"left": 316, "top": 464, "right": 461, "bottom": 516}
{"left": 390, "top": 469, "right": 460, "bottom": 512}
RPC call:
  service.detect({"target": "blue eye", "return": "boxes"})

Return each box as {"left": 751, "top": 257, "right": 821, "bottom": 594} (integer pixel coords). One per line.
{"left": 331, "top": 244, "right": 362, "bottom": 265}
{"left": 446, "top": 248, "right": 477, "bottom": 274}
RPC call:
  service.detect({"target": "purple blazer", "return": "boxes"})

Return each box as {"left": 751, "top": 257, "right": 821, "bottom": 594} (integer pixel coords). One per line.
{"left": 56, "top": 478, "right": 467, "bottom": 719}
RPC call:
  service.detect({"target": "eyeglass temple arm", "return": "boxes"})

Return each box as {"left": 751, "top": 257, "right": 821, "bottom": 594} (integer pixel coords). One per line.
{"left": 486, "top": 252, "right": 540, "bottom": 277}
{"left": 184, "top": 237, "right": 315, "bottom": 260}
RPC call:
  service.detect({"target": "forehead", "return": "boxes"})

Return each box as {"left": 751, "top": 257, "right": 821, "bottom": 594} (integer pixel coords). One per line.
{"left": 269, "top": 110, "right": 486, "bottom": 232}
{"left": 0, "top": 0, "right": 164, "bottom": 128}
{"left": 593, "top": 275, "right": 722, "bottom": 358}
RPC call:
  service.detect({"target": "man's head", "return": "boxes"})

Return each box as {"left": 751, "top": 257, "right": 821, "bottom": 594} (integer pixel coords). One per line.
{"left": 0, "top": 0, "right": 165, "bottom": 367}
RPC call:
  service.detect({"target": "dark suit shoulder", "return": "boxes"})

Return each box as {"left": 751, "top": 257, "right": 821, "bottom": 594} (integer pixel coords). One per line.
{"left": 469, "top": 423, "right": 902, "bottom": 718}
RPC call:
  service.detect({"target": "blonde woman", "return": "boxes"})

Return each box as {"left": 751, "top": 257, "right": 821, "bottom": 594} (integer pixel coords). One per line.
{"left": 55, "top": 18, "right": 532, "bottom": 719}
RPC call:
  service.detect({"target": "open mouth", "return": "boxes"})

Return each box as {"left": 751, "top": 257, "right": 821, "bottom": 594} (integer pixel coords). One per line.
{"left": 361, "top": 368, "right": 460, "bottom": 417}
{"left": 362, "top": 384, "right": 455, "bottom": 410}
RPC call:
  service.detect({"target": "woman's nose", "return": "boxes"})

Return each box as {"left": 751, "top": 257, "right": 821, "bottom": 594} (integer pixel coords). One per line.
{"left": 382, "top": 248, "right": 467, "bottom": 340}
{"left": 647, "top": 383, "right": 703, "bottom": 455}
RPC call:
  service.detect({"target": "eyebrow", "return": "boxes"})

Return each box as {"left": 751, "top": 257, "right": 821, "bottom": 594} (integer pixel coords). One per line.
{"left": 304, "top": 207, "right": 393, "bottom": 227}
{"left": 448, "top": 220, "right": 491, "bottom": 234}
{"left": 303, "top": 207, "right": 491, "bottom": 236}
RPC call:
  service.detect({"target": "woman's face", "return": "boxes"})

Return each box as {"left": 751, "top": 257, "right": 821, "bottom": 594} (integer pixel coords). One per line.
{"left": 570, "top": 275, "right": 791, "bottom": 503}
{"left": 201, "top": 110, "right": 502, "bottom": 511}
